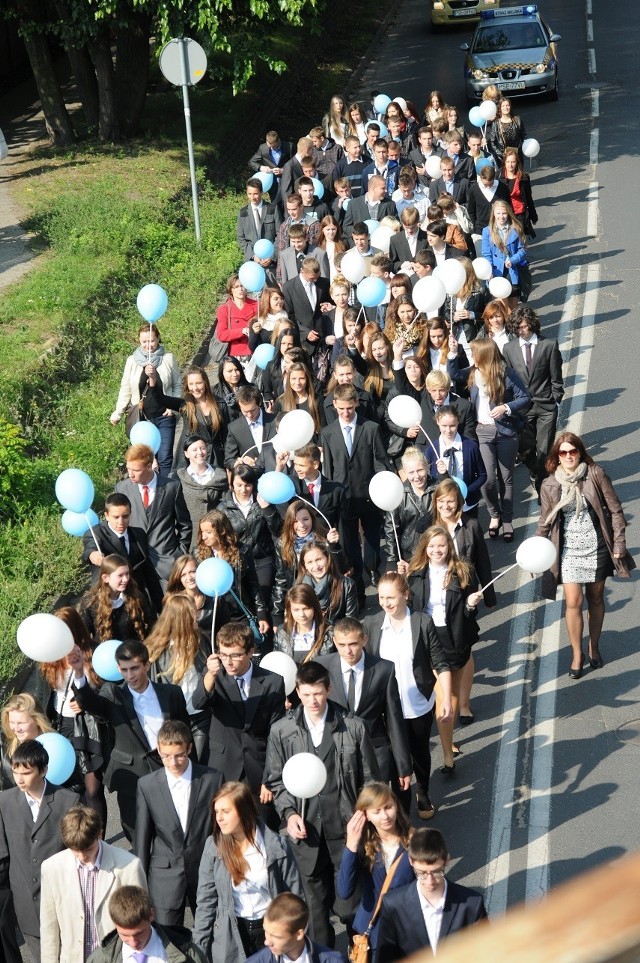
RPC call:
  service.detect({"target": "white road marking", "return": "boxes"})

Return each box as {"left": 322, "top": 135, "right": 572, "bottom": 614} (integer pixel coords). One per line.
{"left": 587, "top": 182, "right": 599, "bottom": 237}
{"left": 587, "top": 19, "right": 594, "bottom": 42}
{"left": 592, "top": 90, "right": 599, "bottom": 118}
{"left": 590, "top": 129, "right": 599, "bottom": 166}
{"left": 588, "top": 48, "right": 597, "bottom": 74}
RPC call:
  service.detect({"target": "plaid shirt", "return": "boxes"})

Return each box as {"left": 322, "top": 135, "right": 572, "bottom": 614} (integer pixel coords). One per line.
{"left": 77, "top": 841, "right": 102, "bottom": 960}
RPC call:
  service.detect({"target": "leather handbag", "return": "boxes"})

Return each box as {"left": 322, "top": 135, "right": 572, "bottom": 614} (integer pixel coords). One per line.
{"left": 348, "top": 854, "right": 403, "bottom": 963}
{"left": 125, "top": 384, "right": 149, "bottom": 434}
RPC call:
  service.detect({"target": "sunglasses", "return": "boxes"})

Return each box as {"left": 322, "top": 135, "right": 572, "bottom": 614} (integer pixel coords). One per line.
{"left": 559, "top": 448, "right": 579, "bottom": 457}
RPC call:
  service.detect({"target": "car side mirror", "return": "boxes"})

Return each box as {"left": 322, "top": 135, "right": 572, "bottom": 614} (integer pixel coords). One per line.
{"left": 549, "top": 33, "right": 561, "bottom": 42}
{"left": 460, "top": 42, "right": 470, "bottom": 50}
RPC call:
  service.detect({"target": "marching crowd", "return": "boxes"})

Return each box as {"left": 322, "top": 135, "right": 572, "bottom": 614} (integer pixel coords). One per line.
{"left": 0, "top": 85, "right": 633, "bottom": 963}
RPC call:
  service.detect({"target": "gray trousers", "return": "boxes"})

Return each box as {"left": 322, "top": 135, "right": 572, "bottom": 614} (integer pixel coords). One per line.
{"left": 476, "top": 424, "right": 519, "bottom": 523}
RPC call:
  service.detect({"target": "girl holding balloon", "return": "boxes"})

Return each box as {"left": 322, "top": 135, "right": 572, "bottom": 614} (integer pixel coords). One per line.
{"left": 296, "top": 541, "right": 358, "bottom": 625}
{"left": 273, "top": 584, "right": 334, "bottom": 663}
{"left": 216, "top": 275, "right": 259, "bottom": 366}
{"left": 273, "top": 361, "right": 324, "bottom": 435}
{"left": 481, "top": 200, "right": 529, "bottom": 306}
{"left": 78, "top": 554, "right": 152, "bottom": 643}
{"left": 166, "top": 554, "right": 216, "bottom": 641}
{"left": 110, "top": 321, "right": 182, "bottom": 479}
{"left": 442, "top": 256, "right": 486, "bottom": 347}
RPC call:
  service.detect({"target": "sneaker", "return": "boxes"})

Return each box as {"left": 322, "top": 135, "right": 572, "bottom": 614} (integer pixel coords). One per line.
{"left": 417, "top": 796, "right": 436, "bottom": 820}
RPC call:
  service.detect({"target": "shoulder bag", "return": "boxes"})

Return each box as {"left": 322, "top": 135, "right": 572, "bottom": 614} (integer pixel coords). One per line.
{"left": 348, "top": 854, "right": 403, "bottom": 963}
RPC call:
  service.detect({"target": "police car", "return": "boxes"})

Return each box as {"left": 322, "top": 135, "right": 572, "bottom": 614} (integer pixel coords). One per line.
{"left": 461, "top": 5, "right": 561, "bottom": 101}
{"left": 430, "top": 0, "right": 500, "bottom": 29}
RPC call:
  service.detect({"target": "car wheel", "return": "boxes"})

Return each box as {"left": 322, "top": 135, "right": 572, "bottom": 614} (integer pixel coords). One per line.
{"left": 548, "top": 77, "right": 559, "bottom": 101}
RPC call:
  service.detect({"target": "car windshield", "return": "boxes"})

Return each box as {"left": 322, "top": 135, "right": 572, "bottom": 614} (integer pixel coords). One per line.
{"left": 472, "top": 23, "right": 546, "bottom": 53}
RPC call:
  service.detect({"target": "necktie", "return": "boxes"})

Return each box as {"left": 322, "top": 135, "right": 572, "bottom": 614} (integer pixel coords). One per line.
{"left": 347, "top": 669, "right": 356, "bottom": 712}
{"left": 142, "top": 485, "right": 150, "bottom": 509}
{"left": 344, "top": 424, "right": 353, "bottom": 456}
{"left": 296, "top": 251, "right": 305, "bottom": 269}
{"left": 306, "top": 280, "right": 317, "bottom": 310}
{"left": 119, "top": 534, "right": 128, "bottom": 555}
{"left": 253, "top": 206, "right": 261, "bottom": 236}
{"left": 237, "top": 678, "right": 247, "bottom": 701}
{"left": 308, "top": 482, "right": 315, "bottom": 504}
{"left": 133, "top": 953, "right": 147, "bottom": 963}
{"left": 443, "top": 447, "right": 457, "bottom": 477}
{"left": 525, "top": 341, "right": 533, "bottom": 371}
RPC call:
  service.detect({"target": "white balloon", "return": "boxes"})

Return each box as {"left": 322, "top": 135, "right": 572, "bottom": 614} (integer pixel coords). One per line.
{"left": 522, "top": 138, "right": 540, "bottom": 158}
{"left": 516, "top": 536, "right": 557, "bottom": 575}
{"left": 425, "top": 156, "right": 443, "bottom": 179}
{"left": 17, "top": 613, "right": 74, "bottom": 662}
{"left": 271, "top": 434, "right": 290, "bottom": 454}
{"left": 479, "top": 100, "right": 497, "bottom": 122}
{"left": 439, "top": 259, "right": 467, "bottom": 296}
{"left": 277, "top": 410, "right": 315, "bottom": 451}
{"left": 371, "top": 226, "right": 393, "bottom": 254}
{"left": 260, "top": 651, "right": 298, "bottom": 695}
{"left": 369, "top": 471, "right": 405, "bottom": 512}
{"left": 341, "top": 248, "right": 367, "bottom": 284}
{"left": 387, "top": 395, "right": 423, "bottom": 429}
{"left": 413, "top": 276, "right": 446, "bottom": 313}
{"left": 488, "top": 277, "right": 513, "bottom": 299}
{"left": 282, "top": 752, "right": 327, "bottom": 798}
{"left": 472, "top": 256, "right": 493, "bottom": 281}
{"left": 394, "top": 97, "right": 408, "bottom": 111}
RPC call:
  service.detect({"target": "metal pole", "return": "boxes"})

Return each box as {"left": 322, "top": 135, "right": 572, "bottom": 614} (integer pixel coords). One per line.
{"left": 179, "top": 38, "right": 202, "bottom": 244}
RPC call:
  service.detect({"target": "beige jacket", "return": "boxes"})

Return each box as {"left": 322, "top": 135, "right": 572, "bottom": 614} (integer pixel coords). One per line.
{"left": 111, "top": 351, "right": 182, "bottom": 421}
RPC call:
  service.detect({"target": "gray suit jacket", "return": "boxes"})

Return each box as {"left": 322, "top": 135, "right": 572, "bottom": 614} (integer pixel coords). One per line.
{"left": 114, "top": 476, "right": 192, "bottom": 581}
{"left": 236, "top": 202, "right": 283, "bottom": 261}
{"left": 0, "top": 783, "right": 81, "bottom": 936}
{"left": 278, "top": 245, "right": 330, "bottom": 284}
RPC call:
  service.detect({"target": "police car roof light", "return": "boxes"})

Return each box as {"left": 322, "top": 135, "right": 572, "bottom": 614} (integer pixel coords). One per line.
{"left": 480, "top": 4, "right": 537, "bottom": 18}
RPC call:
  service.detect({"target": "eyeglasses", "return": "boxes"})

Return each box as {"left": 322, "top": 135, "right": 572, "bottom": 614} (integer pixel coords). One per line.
{"left": 218, "top": 652, "right": 247, "bottom": 662}
{"left": 558, "top": 448, "right": 579, "bottom": 458}
{"left": 414, "top": 869, "right": 446, "bottom": 880}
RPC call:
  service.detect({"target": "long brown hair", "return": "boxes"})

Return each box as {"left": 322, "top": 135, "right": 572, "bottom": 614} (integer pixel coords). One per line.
{"left": 297, "top": 541, "right": 343, "bottom": 613}
{"left": 39, "top": 607, "right": 101, "bottom": 690}
{"left": 354, "top": 782, "right": 412, "bottom": 869}
{"left": 211, "top": 781, "right": 260, "bottom": 885}
{"left": 364, "top": 331, "right": 394, "bottom": 400}
{"left": 431, "top": 479, "right": 464, "bottom": 526}
{"left": 145, "top": 595, "right": 201, "bottom": 684}
{"left": 280, "top": 500, "right": 328, "bottom": 569}
{"left": 181, "top": 366, "right": 224, "bottom": 435}
{"left": 283, "top": 584, "right": 328, "bottom": 661}
{"left": 197, "top": 510, "right": 240, "bottom": 566}
{"left": 165, "top": 555, "right": 200, "bottom": 597}
{"left": 278, "top": 362, "right": 322, "bottom": 433}
{"left": 83, "top": 555, "right": 148, "bottom": 643}
{"left": 407, "top": 524, "right": 473, "bottom": 588}
{"left": 417, "top": 318, "right": 450, "bottom": 371}
{"left": 545, "top": 432, "right": 594, "bottom": 474}
{"left": 468, "top": 338, "right": 506, "bottom": 405}
{"left": 318, "top": 215, "right": 347, "bottom": 256}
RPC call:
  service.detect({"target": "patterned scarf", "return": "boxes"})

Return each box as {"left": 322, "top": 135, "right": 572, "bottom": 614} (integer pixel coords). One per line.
{"left": 543, "top": 461, "right": 588, "bottom": 527}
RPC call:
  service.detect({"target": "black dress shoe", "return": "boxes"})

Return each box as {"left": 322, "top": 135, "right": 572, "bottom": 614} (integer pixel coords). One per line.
{"left": 589, "top": 655, "right": 604, "bottom": 669}
{"left": 416, "top": 796, "right": 436, "bottom": 820}
{"left": 458, "top": 713, "right": 474, "bottom": 726}
{"left": 569, "top": 655, "right": 585, "bottom": 679}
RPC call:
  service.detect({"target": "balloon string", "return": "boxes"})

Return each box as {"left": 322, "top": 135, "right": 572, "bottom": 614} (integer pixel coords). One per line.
{"left": 390, "top": 513, "right": 403, "bottom": 564}
{"left": 212, "top": 594, "right": 218, "bottom": 651}
{"left": 479, "top": 561, "right": 519, "bottom": 594}
{"left": 149, "top": 322, "right": 152, "bottom": 363}
{"left": 85, "top": 514, "right": 101, "bottom": 553}
{"left": 418, "top": 425, "right": 440, "bottom": 460}
{"left": 241, "top": 439, "right": 275, "bottom": 459}
{"left": 355, "top": 305, "right": 366, "bottom": 325}
{"left": 305, "top": 500, "right": 333, "bottom": 532}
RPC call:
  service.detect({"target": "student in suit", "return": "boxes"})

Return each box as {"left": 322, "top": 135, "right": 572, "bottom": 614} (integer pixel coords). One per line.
{"left": 502, "top": 305, "right": 564, "bottom": 492}
{"left": 409, "top": 126, "right": 443, "bottom": 189}
{"left": 115, "top": 443, "right": 192, "bottom": 588}
{"left": 467, "top": 164, "right": 511, "bottom": 234}
{"left": 0, "top": 740, "right": 81, "bottom": 963}
{"left": 316, "top": 618, "right": 412, "bottom": 789}
{"left": 375, "top": 828, "right": 487, "bottom": 962}
{"left": 389, "top": 207, "right": 428, "bottom": 273}
{"left": 427, "top": 157, "right": 469, "bottom": 205}
{"left": 283, "top": 258, "right": 332, "bottom": 358}
{"left": 361, "top": 140, "right": 399, "bottom": 196}
{"left": 290, "top": 443, "right": 345, "bottom": 530}
{"left": 320, "top": 384, "right": 389, "bottom": 603}
{"left": 40, "top": 806, "right": 146, "bottom": 963}
{"left": 71, "top": 640, "right": 190, "bottom": 842}
{"left": 323, "top": 355, "right": 377, "bottom": 426}
{"left": 281, "top": 137, "right": 313, "bottom": 200}
{"left": 82, "top": 492, "right": 163, "bottom": 612}
{"left": 427, "top": 405, "right": 487, "bottom": 516}
{"left": 342, "top": 177, "right": 396, "bottom": 239}
{"left": 191, "top": 623, "right": 285, "bottom": 817}
{"left": 425, "top": 220, "right": 465, "bottom": 264}
{"left": 247, "top": 893, "right": 348, "bottom": 963}
{"left": 278, "top": 224, "right": 330, "bottom": 285}
{"left": 134, "top": 720, "right": 224, "bottom": 927}
{"left": 266, "top": 662, "right": 380, "bottom": 948}
{"left": 248, "top": 132, "right": 294, "bottom": 204}
{"left": 236, "top": 178, "right": 283, "bottom": 262}
{"left": 223, "top": 384, "right": 279, "bottom": 472}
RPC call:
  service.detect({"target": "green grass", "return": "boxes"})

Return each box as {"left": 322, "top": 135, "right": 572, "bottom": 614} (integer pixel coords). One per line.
{"left": 0, "top": 0, "right": 391, "bottom": 683}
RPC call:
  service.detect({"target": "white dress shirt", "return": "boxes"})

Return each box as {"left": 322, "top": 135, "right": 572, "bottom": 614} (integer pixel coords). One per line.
{"left": 438, "top": 434, "right": 463, "bottom": 479}
{"left": 292, "top": 623, "right": 316, "bottom": 653}
{"left": 231, "top": 829, "right": 270, "bottom": 919}
{"left": 304, "top": 705, "right": 329, "bottom": 747}
{"left": 233, "top": 494, "right": 254, "bottom": 519}
{"left": 130, "top": 682, "right": 164, "bottom": 750}
{"left": 24, "top": 779, "right": 47, "bottom": 822}
{"left": 425, "top": 564, "right": 447, "bottom": 627}
{"left": 122, "top": 925, "right": 167, "bottom": 963}
{"left": 138, "top": 472, "right": 157, "bottom": 506}
{"left": 166, "top": 761, "right": 192, "bottom": 833}
{"left": 490, "top": 328, "right": 510, "bottom": 352}
{"left": 417, "top": 880, "right": 448, "bottom": 954}
{"left": 108, "top": 524, "right": 130, "bottom": 553}
{"left": 341, "top": 653, "right": 365, "bottom": 710}
{"left": 519, "top": 331, "right": 538, "bottom": 364}
{"left": 379, "top": 609, "right": 432, "bottom": 718}
{"left": 247, "top": 412, "right": 264, "bottom": 453}
{"left": 235, "top": 664, "right": 254, "bottom": 701}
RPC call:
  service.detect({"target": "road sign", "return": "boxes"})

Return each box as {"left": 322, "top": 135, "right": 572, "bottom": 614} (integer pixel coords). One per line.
{"left": 159, "top": 38, "right": 207, "bottom": 87}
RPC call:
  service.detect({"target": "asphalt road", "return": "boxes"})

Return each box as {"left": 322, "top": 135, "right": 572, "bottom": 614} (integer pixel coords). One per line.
{"left": 355, "top": 0, "right": 640, "bottom": 916}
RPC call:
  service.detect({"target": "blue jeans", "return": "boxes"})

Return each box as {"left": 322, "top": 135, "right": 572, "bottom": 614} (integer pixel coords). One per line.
{"left": 151, "top": 414, "right": 176, "bottom": 479}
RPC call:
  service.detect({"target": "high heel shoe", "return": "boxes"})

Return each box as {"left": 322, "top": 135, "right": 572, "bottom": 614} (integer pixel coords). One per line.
{"left": 440, "top": 762, "right": 456, "bottom": 775}
{"left": 502, "top": 523, "right": 514, "bottom": 543}
{"left": 568, "top": 655, "right": 585, "bottom": 679}
{"left": 488, "top": 519, "right": 502, "bottom": 539}
{"left": 589, "top": 654, "right": 604, "bottom": 669}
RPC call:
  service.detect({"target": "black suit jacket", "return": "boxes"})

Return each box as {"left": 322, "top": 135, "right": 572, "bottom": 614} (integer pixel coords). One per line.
{"left": 81, "top": 520, "right": 163, "bottom": 611}
{"left": 363, "top": 610, "right": 449, "bottom": 700}
{"left": 283, "top": 275, "right": 332, "bottom": 356}
{"left": 428, "top": 176, "right": 469, "bottom": 205}
{"left": 0, "top": 784, "right": 81, "bottom": 936}
{"left": 223, "top": 410, "right": 278, "bottom": 471}
{"left": 389, "top": 230, "right": 428, "bottom": 272}
{"left": 236, "top": 202, "right": 282, "bottom": 261}
{"left": 502, "top": 336, "right": 564, "bottom": 406}
{"left": 281, "top": 157, "right": 304, "bottom": 199}
{"left": 191, "top": 665, "right": 285, "bottom": 794}
{"left": 134, "top": 763, "right": 223, "bottom": 912}
{"left": 467, "top": 180, "right": 511, "bottom": 233}
{"left": 248, "top": 141, "right": 294, "bottom": 173}
{"left": 73, "top": 680, "right": 190, "bottom": 797}
{"left": 316, "top": 651, "right": 412, "bottom": 780}
{"left": 375, "top": 879, "right": 487, "bottom": 963}
{"left": 320, "top": 417, "right": 389, "bottom": 501}
{"left": 342, "top": 196, "right": 397, "bottom": 238}
{"left": 290, "top": 473, "right": 345, "bottom": 529}
{"left": 408, "top": 146, "right": 443, "bottom": 187}
{"left": 114, "top": 477, "right": 192, "bottom": 582}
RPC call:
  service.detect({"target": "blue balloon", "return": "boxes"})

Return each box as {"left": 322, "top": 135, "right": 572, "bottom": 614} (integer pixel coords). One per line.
{"left": 255, "top": 171, "right": 274, "bottom": 192}
{"left": 55, "top": 469, "right": 95, "bottom": 514}
{"left": 61, "top": 508, "right": 99, "bottom": 537}
{"left": 136, "top": 284, "right": 168, "bottom": 323}
{"left": 92, "top": 639, "right": 124, "bottom": 682}
{"left": 475, "top": 156, "right": 494, "bottom": 174}
{"left": 253, "top": 343, "right": 276, "bottom": 370}
{"left": 365, "top": 119, "right": 388, "bottom": 138}
{"left": 468, "top": 106, "right": 485, "bottom": 128}
{"left": 364, "top": 219, "right": 379, "bottom": 236}
{"left": 257, "top": 471, "right": 295, "bottom": 505}
{"left": 311, "top": 177, "right": 324, "bottom": 199}
{"left": 36, "top": 733, "right": 76, "bottom": 785}
{"left": 238, "top": 261, "right": 266, "bottom": 292}
{"left": 374, "top": 93, "right": 392, "bottom": 114}
{"left": 196, "top": 557, "right": 234, "bottom": 597}
{"left": 129, "top": 420, "right": 161, "bottom": 454}
{"left": 254, "top": 238, "right": 275, "bottom": 260}
{"left": 357, "top": 276, "right": 387, "bottom": 308}
{"left": 342, "top": 198, "right": 350, "bottom": 210}
{"left": 453, "top": 476, "right": 469, "bottom": 499}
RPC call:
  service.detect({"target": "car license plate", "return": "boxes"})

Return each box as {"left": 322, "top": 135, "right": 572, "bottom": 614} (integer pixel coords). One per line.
{"left": 453, "top": 8, "right": 477, "bottom": 15}
{"left": 497, "top": 81, "right": 526, "bottom": 90}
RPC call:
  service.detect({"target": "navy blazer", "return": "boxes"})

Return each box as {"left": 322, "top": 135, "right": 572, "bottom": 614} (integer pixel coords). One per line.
{"left": 247, "top": 940, "right": 347, "bottom": 963}
{"left": 447, "top": 364, "right": 532, "bottom": 438}
{"left": 337, "top": 846, "right": 414, "bottom": 947}
{"left": 427, "top": 437, "right": 487, "bottom": 508}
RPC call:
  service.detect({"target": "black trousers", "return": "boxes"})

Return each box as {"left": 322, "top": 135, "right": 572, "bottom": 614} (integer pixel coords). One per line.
{"left": 520, "top": 402, "right": 558, "bottom": 488}
{"left": 0, "top": 890, "right": 21, "bottom": 963}
{"left": 291, "top": 830, "right": 349, "bottom": 949}
{"left": 394, "top": 710, "right": 434, "bottom": 813}
{"left": 340, "top": 498, "right": 382, "bottom": 594}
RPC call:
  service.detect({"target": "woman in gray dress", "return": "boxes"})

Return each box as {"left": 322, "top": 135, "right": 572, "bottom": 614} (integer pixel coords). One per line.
{"left": 537, "top": 432, "right": 634, "bottom": 679}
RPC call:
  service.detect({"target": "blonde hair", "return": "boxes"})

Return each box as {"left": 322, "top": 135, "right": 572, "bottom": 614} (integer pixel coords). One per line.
{"left": 407, "top": 524, "right": 473, "bottom": 588}
{"left": 1, "top": 693, "right": 53, "bottom": 758}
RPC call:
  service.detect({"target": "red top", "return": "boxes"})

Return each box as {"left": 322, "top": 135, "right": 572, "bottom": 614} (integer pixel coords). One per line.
{"left": 509, "top": 177, "right": 525, "bottom": 216}
{"left": 216, "top": 298, "right": 258, "bottom": 358}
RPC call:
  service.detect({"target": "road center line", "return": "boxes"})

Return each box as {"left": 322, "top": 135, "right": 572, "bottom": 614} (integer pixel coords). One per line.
{"left": 587, "top": 182, "right": 599, "bottom": 237}
{"left": 590, "top": 129, "right": 599, "bottom": 166}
